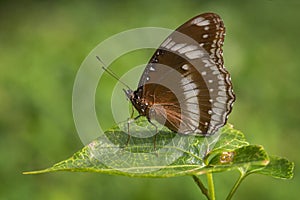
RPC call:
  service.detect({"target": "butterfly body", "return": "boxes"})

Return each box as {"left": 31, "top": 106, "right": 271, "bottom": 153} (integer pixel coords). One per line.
{"left": 125, "top": 13, "right": 235, "bottom": 135}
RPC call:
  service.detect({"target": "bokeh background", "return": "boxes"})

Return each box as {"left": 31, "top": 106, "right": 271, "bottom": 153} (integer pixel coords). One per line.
{"left": 1, "top": 0, "right": 299, "bottom": 199}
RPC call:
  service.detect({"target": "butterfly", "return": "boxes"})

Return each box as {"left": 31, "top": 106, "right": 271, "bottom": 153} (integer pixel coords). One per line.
{"left": 123, "top": 12, "right": 235, "bottom": 136}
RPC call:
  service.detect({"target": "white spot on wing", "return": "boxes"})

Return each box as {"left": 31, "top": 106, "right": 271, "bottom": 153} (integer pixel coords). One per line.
{"left": 212, "top": 108, "right": 223, "bottom": 115}
{"left": 214, "top": 102, "right": 225, "bottom": 109}
{"left": 171, "top": 43, "right": 186, "bottom": 51}
{"left": 198, "top": 19, "right": 210, "bottom": 26}
{"left": 218, "top": 80, "right": 226, "bottom": 85}
{"left": 185, "top": 50, "right": 204, "bottom": 59}
{"left": 210, "top": 66, "right": 219, "bottom": 71}
{"left": 212, "top": 114, "right": 221, "bottom": 121}
{"left": 219, "top": 85, "right": 226, "bottom": 91}
{"left": 216, "top": 97, "right": 227, "bottom": 103}
{"left": 181, "top": 76, "right": 192, "bottom": 85}
{"left": 192, "top": 17, "right": 210, "bottom": 26}
{"left": 165, "top": 41, "right": 176, "bottom": 49}
{"left": 183, "top": 89, "right": 200, "bottom": 99}
{"left": 180, "top": 78, "right": 200, "bottom": 129}
{"left": 192, "top": 17, "right": 204, "bottom": 25}
{"left": 161, "top": 38, "right": 172, "bottom": 47}
{"left": 203, "top": 59, "right": 213, "bottom": 67}
{"left": 178, "top": 45, "right": 198, "bottom": 54}
{"left": 181, "top": 64, "right": 189, "bottom": 71}
{"left": 218, "top": 91, "right": 227, "bottom": 96}
{"left": 149, "top": 66, "right": 155, "bottom": 71}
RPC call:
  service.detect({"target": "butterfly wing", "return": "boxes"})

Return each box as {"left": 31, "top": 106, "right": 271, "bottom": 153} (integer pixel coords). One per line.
{"left": 139, "top": 13, "right": 235, "bottom": 135}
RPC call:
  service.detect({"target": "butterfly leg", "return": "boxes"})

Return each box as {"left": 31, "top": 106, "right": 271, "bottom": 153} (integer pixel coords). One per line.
{"left": 147, "top": 119, "right": 158, "bottom": 151}
{"left": 125, "top": 119, "right": 131, "bottom": 147}
{"left": 125, "top": 115, "right": 141, "bottom": 147}
{"left": 130, "top": 104, "right": 135, "bottom": 118}
{"left": 125, "top": 104, "right": 136, "bottom": 147}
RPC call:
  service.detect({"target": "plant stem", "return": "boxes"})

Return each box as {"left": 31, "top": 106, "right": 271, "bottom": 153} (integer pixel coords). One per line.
{"left": 206, "top": 172, "right": 215, "bottom": 200}
{"left": 226, "top": 173, "right": 247, "bottom": 200}
{"left": 192, "top": 175, "right": 210, "bottom": 200}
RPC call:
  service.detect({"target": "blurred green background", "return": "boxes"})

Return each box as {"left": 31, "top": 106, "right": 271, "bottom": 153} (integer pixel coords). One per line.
{"left": 1, "top": 0, "right": 299, "bottom": 199}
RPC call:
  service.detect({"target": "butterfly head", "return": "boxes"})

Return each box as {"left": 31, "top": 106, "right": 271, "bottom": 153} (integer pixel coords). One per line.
{"left": 123, "top": 88, "right": 134, "bottom": 100}
{"left": 123, "top": 88, "right": 148, "bottom": 115}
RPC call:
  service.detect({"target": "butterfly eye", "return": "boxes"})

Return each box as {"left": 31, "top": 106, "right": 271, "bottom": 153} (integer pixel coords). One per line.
{"left": 132, "top": 91, "right": 137, "bottom": 99}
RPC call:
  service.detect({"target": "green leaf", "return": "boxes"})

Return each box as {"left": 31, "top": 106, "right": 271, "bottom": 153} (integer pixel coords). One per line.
{"left": 23, "top": 118, "right": 294, "bottom": 179}
{"left": 249, "top": 155, "right": 294, "bottom": 179}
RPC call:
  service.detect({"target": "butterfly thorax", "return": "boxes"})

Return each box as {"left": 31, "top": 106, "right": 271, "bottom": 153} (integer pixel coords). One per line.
{"left": 124, "top": 87, "right": 152, "bottom": 117}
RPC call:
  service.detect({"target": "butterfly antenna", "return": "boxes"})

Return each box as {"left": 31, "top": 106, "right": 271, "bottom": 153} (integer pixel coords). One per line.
{"left": 96, "top": 56, "right": 131, "bottom": 90}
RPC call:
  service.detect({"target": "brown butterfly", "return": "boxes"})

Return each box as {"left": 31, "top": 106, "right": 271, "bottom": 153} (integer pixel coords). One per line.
{"left": 124, "top": 12, "right": 235, "bottom": 138}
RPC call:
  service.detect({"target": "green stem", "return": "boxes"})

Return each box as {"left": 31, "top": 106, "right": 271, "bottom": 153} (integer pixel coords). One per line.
{"left": 192, "top": 175, "right": 210, "bottom": 200}
{"left": 207, "top": 172, "right": 215, "bottom": 200}
{"left": 226, "top": 172, "right": 247, "bottom": 200}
